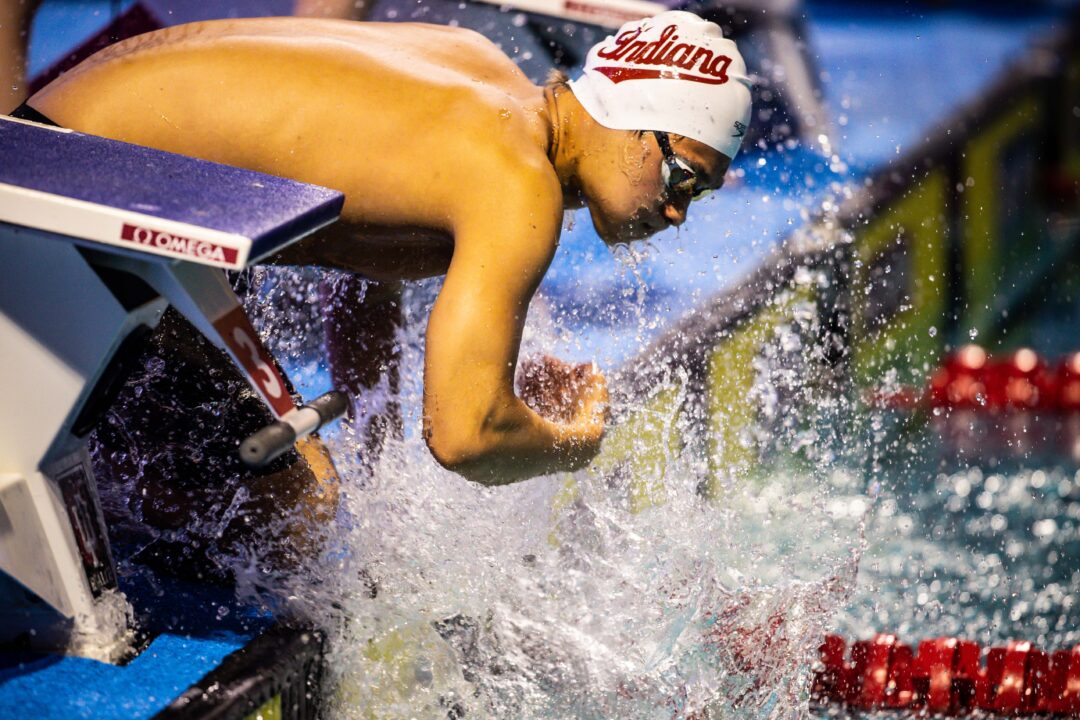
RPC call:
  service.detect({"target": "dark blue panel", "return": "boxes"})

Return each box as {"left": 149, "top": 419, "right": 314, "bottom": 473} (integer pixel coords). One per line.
{"left": 0, "top": 117, "right": 344, "bottom": 262}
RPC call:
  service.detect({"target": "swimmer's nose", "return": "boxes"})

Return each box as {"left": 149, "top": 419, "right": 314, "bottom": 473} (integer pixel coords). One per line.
{"left": 662, "top": 201, "right": 688, "bottom": 227}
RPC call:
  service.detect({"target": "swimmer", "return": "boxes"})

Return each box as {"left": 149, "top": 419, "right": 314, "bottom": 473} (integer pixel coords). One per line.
{"left": 21, "top": 11, "right": 752, "bottom": 485}
{"left": 0, "top": 0, "right": 365, "bottom": 112}
{"left": 1, "top": 0, "right": 40, "bottom": 109}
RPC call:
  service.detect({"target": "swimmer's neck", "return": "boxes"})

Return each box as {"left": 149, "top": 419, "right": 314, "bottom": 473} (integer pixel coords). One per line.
{"left": 543, "top": 84, "right": 585, "bottom": 209}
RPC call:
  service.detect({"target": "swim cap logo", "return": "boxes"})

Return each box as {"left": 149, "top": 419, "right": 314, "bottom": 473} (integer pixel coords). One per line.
{"left": 119, "top": 223, "right": 238, "bottom": 265}
{"left": 594, "top": 25, "right": 732, "bottom": 85}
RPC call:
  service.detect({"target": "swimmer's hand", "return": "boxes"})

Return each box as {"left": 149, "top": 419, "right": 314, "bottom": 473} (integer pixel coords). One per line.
{"left": 518, "top": 355, "right": 608, "bottom": 455}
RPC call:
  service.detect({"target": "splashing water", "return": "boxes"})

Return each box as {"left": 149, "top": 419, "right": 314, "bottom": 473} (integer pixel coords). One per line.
{"left": 195, "top": 203, "right": 1074, "bottom": 720}
{"left": 81, "top": 190, "right": 870, "bottom": 717}
{"left": 610, "top": 240, "right": 653, "bottom": 350}
{"left": 304, "top": 434, "right": 865, "bottom": 720}
{"left": 83, "top": 128, "right": 879, "bottom": 717}
{"left": 228, "top": 239, "right": 873, "bottom": 720}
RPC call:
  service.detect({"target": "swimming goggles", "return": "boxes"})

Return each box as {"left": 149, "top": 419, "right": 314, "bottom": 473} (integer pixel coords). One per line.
{"left": 653, "top": 131, "right": 711, "bottom": 201}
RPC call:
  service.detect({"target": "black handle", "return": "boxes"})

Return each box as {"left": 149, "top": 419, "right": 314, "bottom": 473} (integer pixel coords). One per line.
{"left": 307, "top": 390, "right": 350, "bottom": 425}
{"left": 238, "top": 390, "right": 350, "bottom": 468}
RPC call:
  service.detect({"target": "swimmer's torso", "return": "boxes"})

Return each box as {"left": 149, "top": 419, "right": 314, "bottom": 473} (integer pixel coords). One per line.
{"left": 30, "top": 19, "right": 558, "bottom": 279}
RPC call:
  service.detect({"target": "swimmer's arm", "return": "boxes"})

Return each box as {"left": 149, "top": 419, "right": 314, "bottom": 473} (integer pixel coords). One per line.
{"left": 424, "top": 180, "right": 602, "bottom": 485}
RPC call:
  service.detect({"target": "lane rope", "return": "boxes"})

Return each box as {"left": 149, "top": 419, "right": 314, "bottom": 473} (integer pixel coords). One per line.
{"left": 812, "top": 633, "right": 1080, "bottom": 715}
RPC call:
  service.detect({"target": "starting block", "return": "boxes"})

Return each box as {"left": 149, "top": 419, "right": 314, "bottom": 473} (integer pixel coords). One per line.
{"left": 0, "top": 114, "right": 346, "bottom": 659}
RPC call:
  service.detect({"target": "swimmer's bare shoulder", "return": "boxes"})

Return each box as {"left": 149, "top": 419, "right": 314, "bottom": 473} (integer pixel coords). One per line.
{"left": 30, "top": 19, "right": 552, "bottom": 231}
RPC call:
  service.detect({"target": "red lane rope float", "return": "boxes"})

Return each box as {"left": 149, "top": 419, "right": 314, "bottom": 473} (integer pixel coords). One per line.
{"left": 928, "top": 348, "right": 1080, "bottom": 413}
{"left": 872, "top": 347, "right": 1080, "bottom": 413}
{"left": 812, "top": 634, "right": 1080, "bottom": 715}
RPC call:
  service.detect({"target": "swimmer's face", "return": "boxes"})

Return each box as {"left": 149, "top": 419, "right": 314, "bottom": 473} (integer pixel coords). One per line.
{"left": 582, "top": 131, "right": 731, "bottom": 245}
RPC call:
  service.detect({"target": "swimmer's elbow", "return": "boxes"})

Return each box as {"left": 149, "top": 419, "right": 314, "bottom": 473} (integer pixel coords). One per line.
{"left": 424, "top": 423, "right": 488, "bottom": 480}
{"left": 424, "top": 420, "right": 527, "bottom": 486}
{"left": 425, "top": 437, "right": 504, "bottom": 485}
{"left": 425, "top": 428, "right": 473, "bottom": 474}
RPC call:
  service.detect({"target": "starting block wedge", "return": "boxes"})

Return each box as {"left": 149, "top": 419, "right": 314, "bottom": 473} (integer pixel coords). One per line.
{"left": 0, "top": 114, "right": 345, "bottom": 658}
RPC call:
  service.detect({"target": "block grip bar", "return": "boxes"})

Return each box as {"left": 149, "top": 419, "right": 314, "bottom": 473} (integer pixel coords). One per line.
{"left": 239, "top": 390, "right": 349, "bottom": 467}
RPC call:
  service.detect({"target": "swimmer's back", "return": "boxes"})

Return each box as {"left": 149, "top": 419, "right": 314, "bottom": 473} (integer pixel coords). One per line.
{"left": 49, "top": 19, "right": 529, "bottom": 93}
{"left": 29, "top": 19, "right": 551, "bottom": 236}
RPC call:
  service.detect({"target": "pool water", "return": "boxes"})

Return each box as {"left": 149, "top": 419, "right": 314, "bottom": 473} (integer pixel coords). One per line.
{"left": 830, "top": 409, "right": 1080, "bottom": 666}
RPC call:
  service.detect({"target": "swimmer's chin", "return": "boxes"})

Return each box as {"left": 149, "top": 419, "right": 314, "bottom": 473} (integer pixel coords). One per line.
{"left": 597, "top": 218, "right": 666, "bottom": 246}
{"left": 588, "top": 206, "right": 665, "bottom": 245}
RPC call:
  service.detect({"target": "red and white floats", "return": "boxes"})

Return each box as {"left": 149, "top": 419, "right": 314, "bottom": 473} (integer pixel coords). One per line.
{"left": 813, "top": 633, "right": 1080, "bottom": 715}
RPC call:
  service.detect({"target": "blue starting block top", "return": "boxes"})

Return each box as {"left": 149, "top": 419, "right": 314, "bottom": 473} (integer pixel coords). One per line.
{"left": 0, "top": 115, "right": 344, "bottom": 269}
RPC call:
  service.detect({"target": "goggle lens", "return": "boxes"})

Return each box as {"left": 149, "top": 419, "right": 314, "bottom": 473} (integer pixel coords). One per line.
{"left": 655, "top": 131, "right": 711, "bottom": 201}
{"left": 660, "top": 155, "right": 711, "bottom": 200}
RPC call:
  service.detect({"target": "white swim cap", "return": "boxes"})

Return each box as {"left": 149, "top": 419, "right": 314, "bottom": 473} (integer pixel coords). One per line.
{"left": 568, "top": 11, "right": 753, "bottom": 159}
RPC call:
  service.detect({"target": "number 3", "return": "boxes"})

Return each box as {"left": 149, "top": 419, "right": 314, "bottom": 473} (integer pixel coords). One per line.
{"left": 232, "top": 326, "right": 283, "bottom": 399}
